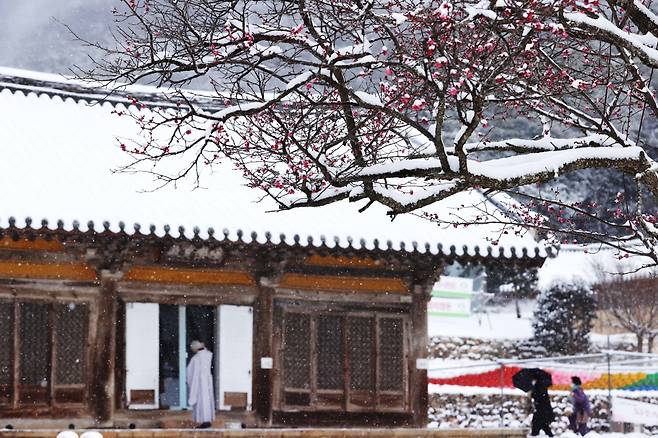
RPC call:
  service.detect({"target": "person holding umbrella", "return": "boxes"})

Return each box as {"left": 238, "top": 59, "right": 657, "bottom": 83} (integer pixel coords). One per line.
{"left": 529, "top": 378, "right": 555, "bottom": 437}
{"left": 513, "top": 368, "right": 555, "bottom": 437}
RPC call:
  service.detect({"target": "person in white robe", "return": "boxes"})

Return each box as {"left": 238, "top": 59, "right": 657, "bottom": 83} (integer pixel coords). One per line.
{"left": 186, "top": 340, "right": 215, "bottom": 427}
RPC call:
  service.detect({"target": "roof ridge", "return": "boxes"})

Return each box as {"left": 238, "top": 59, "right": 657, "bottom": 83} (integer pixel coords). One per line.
{"left": 0, "top": 66, "right": 224, "bottom": 111}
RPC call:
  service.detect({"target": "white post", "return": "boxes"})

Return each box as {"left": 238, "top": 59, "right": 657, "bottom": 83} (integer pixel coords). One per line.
{"left": 499, "top": 362, "right": 505, "bottom": 428}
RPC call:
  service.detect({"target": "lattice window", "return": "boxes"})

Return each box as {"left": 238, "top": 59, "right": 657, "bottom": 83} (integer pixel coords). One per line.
{"left": 378, "top": 318, "right": 404, "bottom": 391}
{"left": 0, "top": 301, "right": 13, "bottom": 386}
{"left": 278, "top": 308, "right": 408, "bottom": 412}
{"left": 347, "top": 317, "right": 375, "bottom": 391}
{"left": 283, "top": 313, "right": 311, "bottom": 389}
{"left": 316, "top": 315, "right": 344, "bottom": 390}
{"left": 19, "top": 303, "right": 50, "bottom": 386}
{"left": 54, "top": 303, "right": 88, "bottom": 385}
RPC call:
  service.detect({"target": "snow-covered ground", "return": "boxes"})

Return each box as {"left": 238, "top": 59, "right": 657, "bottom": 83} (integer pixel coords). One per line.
{"left": 560, "top": 433, "right": 656, "bottom": 438}
{"left": 428, "top": 300, "right": 535, "bottom": 340}
{"left": 426, "top": 301, "right": 654, "bottom": 435}
{"left": 428, "top": 311, "right": 533, "bottom": 340}
{"left": 428, "top": 298, "right": 634, "bottom": 347}
{"left": 429, "top": 384, "right": 658, "bottom": 398}
{"left": 428, "top": 359, "right": 501, "bottom": 378}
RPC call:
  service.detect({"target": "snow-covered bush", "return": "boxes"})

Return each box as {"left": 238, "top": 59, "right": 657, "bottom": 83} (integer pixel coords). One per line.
{"left": 533, "top": 283, "right": 596, "bottom": 355}
{"left": 429, "top": 336, "right": 546, "bottom": 360}
{"left": 428, "top": 335, "right": 634, "bottom": 361}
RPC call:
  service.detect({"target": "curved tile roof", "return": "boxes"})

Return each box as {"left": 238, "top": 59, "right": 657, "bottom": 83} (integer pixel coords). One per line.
{"left": 0, "top": 67, "right": 553, "bottom": 262}
{"left": 0, "top": 67, "right": 223, "bottom": 111}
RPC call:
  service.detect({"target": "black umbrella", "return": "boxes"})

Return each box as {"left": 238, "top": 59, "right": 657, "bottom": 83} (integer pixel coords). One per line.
{"left": 512, "top": 368, "right": 553, "bottom": 392}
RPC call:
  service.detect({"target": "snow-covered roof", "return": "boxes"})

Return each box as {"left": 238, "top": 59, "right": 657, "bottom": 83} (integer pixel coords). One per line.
{"left": 0, "top": 67, "right": 222, "bottom": 111}
{"left": 0, "top": 67, "right": 552, "bottom": 261}
{"left": 537, "top": 244, "right": 658, "bottom": 290}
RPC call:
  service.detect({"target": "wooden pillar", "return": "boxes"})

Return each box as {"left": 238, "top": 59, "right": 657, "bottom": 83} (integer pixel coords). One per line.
{"left": 253, "top": 280, "right": 275, "bottom": 426}
{"left": 410, "top": 283, "right": 431, "bottom": 427}
{"left": 90, "top": 270, "right": 121, "bottom": 426}
{"left": 114, "top": 299, "right": 126, "bottom": 411}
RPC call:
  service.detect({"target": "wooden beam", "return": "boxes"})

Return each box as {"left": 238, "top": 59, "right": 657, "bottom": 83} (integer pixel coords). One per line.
{"left": 279, "top": 273, "right": 409, "bottom": 293}
{"left": 0, "top": 284, "right": 99, "bottom": 301}
{"left": 253, "top": 283, "right": 274, "bottom": 427}
{"left": 89, "top": 271, "right": 119, "bottom": 426}
{"left": 124, "top": 266, "right": 255, "bottom": 286}
{"left": 114, "top": 300, "right": 126, "bottom": 412}
{"left": 0, "top": 261, "right": 97, "bottom": 281}
{"left": 48, "top": 303, "right": 55, "bottom": 408}
{"left": 304, "top": 255, "right": 381, "bottom": 269}
{"left": 12, "top": 302, "right": 18, "bottom": 410}
{"left": 0, "top": 236, "right": 64, "bottom": 252}
{"left": 409, "top": 285, "right": 431, "bottom": 427}
{"left": 274, "top": 289, "right": 409, "bottom": 305}
{"left": 117, "top": 283, "right": 258, "bottom": 306}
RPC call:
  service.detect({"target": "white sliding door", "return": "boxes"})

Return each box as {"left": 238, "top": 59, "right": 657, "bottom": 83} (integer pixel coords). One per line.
{"left": 125, "top": 302, "right": 159, "bottom": 409}
{"left": 216, "top": 305, "right": 253, "bottom": 411}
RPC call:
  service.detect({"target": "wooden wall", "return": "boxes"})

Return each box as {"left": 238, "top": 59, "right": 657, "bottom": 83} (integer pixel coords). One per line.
{"left": 0, "top": 234, "right": 441, "bottom": 429}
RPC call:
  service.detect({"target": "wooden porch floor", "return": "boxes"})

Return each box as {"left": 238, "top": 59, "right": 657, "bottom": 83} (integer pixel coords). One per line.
{"left": 0, "top": 429, "right": 527, "bottom": 438}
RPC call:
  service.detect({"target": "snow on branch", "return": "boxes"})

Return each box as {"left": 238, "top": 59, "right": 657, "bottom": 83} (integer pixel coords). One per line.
{"left": 564, "top": 11, "right": 658, "bottom": 67}
{"left": 462, "top": 134, "right": 622, "bottom": 153}
{"left": 466, "top": 147, "right": 649, "bottom": 182}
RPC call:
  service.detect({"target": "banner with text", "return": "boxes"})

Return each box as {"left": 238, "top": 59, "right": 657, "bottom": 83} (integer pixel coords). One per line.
{"left": 429, "top": 276, "right": 474, "bottom": 318}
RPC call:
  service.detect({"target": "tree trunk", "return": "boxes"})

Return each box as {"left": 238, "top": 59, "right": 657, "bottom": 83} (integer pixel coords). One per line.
{"left": 637, "top": 334, "right": 644, "bottom": 352}
{"left": 648, "top": 336, "right": 656, "bottom": 353}
{"left": 515, "top": 296, "right": 521, "bottom": 319}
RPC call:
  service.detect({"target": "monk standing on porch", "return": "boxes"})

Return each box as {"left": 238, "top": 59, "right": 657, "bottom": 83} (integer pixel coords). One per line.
{"left": 186, "top": 340, "right": 215, "bottom": 428}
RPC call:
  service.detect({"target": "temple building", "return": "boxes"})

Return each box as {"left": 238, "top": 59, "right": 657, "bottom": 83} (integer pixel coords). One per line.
{"left": 0, "top": 68, "right": 550, "bottom": 429}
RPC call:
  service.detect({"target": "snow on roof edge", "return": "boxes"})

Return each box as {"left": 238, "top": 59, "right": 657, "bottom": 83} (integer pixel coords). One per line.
{"left": 0, "top": 214, "right": 554, "bottom": 261}
{"left": 0, "top": 66, "right": 223, "bottom": 111}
